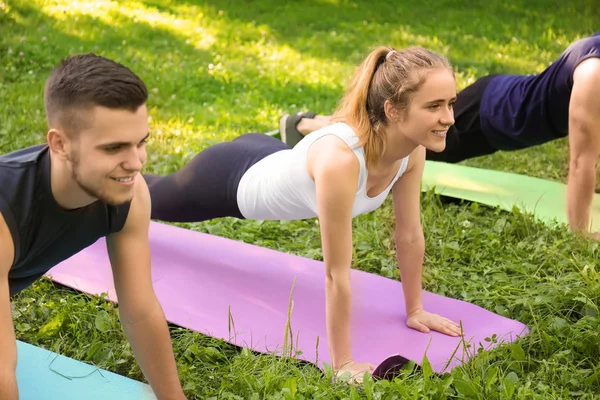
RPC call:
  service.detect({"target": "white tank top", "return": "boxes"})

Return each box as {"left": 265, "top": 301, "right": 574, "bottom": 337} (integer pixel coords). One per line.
{"left": 236, "top": 122, "right": 410, "bottom": 220}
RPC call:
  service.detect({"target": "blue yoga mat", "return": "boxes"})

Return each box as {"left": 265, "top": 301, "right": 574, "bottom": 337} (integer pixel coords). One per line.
{"left": 16, "top": 341, "right": 156, "bottom": 400}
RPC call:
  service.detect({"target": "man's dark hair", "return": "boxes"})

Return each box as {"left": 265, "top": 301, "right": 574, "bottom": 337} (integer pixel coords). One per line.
{"left": 44, "top": 53, "right": 148, "bottom": 134}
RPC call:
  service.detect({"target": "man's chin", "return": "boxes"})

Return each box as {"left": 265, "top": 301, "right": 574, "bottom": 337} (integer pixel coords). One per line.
{"left": 101, "top": 194, "right": 134, "bottom": 206}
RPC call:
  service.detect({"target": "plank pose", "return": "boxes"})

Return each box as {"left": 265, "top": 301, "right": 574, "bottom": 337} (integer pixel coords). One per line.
{"left": 0, "top": 54, "right": 186, "bottom": 400}
{"left": 145, "top": 46, "right": 462, "bottom": 381}
{"left": 280, "top": 33, "right": 600, "bottom": 237}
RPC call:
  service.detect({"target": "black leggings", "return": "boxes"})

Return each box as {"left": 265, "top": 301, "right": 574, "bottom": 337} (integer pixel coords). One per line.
{"left": 144, "top": 133, "right": 290, "bottom": 222}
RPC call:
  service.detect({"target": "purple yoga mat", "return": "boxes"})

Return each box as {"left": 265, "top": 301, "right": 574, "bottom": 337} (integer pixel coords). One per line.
{"left": 48, "top": 222, "right": 528, "bottom": 375}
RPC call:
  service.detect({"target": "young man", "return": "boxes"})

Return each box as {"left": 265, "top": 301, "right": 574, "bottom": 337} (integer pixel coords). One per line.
{"left": 0, "top": 54, "right": 186, "bottom": 400}
{"left": 280, "top": 33, "right": 600, "bottom": 237}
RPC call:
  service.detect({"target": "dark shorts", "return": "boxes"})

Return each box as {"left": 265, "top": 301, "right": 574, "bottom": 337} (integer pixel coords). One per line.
{"left": 144, "top": 133, "right": 290, "bottom": 222}
{"left": 426, "top": 75, "right": 498, "bottom": 163}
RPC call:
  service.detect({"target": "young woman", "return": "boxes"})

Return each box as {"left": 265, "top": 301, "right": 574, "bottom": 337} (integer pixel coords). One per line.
{"left": 281, "top": 33, "right": 600, "bottom": 238}
{"left": 144, "top": 46, "right": 461, "bottom": 381}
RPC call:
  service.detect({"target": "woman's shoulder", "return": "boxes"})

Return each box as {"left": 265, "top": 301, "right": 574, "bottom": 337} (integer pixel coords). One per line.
{"left": 306, "top": 129, "right": 361, "bottom": 179}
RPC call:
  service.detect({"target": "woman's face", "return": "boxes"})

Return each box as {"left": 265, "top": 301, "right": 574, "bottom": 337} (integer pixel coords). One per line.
{"left": 393, "top": 68, "right": 457, "bottom": 153}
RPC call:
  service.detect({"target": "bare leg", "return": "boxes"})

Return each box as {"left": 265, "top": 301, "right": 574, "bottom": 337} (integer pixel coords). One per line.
{"left": 279, "top": 112, "right": 334, "bottom": 146}
{"left": 296, "top": 115, "right": 333, "bottom": 135}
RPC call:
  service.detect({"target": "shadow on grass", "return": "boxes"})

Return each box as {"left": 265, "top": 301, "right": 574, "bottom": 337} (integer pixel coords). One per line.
{"left": 138, "top": 0, "right": 599, "bottom": 75}
{"left": 1, "top": 1, "right": 345, "bottom": 152}
{"left": 3, "top": 0, "right": 598, "bottom": 170}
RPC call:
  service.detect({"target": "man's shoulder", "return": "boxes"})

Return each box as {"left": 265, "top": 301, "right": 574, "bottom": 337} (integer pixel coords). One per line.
{"left": 0, "top": 144, "right": 48, "bottom": 168}
{"left": 574, "top": 58, "right": 600, "bottom": 85}
{"left": 0, "top": 145, "right": 49, "bottom": 254}
{"left": 0, "top": 144, "right": 47, "bottom": 203}
{"left": 0, "top": 208, "right": 15, "bottom": 272}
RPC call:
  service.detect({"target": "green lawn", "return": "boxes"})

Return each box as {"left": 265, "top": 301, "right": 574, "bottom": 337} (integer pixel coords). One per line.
{"left": 2, "top": 0, "right": 600, "bottom": 398}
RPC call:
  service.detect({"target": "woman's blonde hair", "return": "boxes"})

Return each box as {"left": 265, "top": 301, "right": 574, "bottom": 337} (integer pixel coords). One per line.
{"left": 332, "top": 46, "right": 453, "bottom": 167}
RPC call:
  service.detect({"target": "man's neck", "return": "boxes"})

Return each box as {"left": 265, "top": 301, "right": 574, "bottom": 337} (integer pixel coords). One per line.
{"left": 49, "top": 151, "right": 97, "bottom": 210}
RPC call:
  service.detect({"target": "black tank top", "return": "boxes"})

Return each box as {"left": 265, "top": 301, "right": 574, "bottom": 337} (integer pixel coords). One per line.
{"left": 0, "top": 145, "right": 131, "bottom": 296}
{"left": 479, "top": 32, "right": 600, "bottom": 150}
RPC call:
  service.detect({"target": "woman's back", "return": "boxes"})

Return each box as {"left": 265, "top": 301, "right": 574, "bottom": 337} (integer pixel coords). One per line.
{"left": 236, "top": 122, "right": 408, "bottom": 221}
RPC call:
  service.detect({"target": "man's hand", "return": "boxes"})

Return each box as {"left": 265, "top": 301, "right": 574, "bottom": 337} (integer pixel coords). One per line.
{"left": 406, "top": 308, "right": 462, "bottom": 337}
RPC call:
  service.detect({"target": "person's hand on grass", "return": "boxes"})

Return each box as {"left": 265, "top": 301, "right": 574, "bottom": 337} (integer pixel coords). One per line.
{"left": 406, "top": 308, "right": 462, "bottom": 337}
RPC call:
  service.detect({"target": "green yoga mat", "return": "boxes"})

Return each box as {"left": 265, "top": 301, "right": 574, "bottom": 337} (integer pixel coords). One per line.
{"left": 422, "top": 161, "right": 600, "bottom": 232}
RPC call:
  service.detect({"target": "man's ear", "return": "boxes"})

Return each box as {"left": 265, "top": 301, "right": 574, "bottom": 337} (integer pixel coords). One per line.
{"left": 47, "top": 128, "right": 71, "bottom": 161}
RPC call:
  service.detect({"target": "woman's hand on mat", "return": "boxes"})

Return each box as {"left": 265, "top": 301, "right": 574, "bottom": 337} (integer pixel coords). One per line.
{"left": 335, "top": 361, "right": 376, "bottom": 384}
{"left": 406, "top": 309, "right": 462, "bottom": 337}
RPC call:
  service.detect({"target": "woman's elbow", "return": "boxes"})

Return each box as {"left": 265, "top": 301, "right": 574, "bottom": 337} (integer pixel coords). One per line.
{"left": 395, "top": 230, "right": 424, "bottom": 246}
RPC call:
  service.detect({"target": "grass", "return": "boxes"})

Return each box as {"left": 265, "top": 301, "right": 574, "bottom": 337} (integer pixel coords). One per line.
{"left": 2, "top": 0, "right": 600, "bottom": 398}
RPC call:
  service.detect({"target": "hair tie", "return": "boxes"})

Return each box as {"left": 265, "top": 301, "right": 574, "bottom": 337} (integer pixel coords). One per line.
{"left": 385, "top": 50, "right": 396, "bottom": 61}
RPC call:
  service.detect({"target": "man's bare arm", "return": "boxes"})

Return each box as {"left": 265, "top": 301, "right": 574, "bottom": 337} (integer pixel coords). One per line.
{"left": 0, "top": 212, "right": 18, "bottom": 400}
{"left": 106, "top": 177, "right": 185, "bottom": 400}
{"left": 567, "top": 58, "right": 600, "bottom": 234}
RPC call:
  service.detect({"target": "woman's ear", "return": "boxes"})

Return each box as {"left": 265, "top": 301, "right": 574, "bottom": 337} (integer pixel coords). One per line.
{"left": 384, "top": 100, "right": 399, "bottom": 122}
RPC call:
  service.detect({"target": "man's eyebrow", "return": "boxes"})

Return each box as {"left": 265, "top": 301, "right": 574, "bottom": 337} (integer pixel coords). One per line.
{"left": 96, "top": 132, "right": 150, "bottom": 148}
